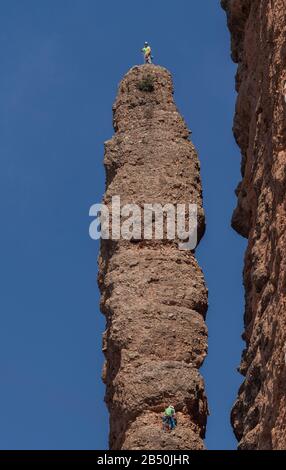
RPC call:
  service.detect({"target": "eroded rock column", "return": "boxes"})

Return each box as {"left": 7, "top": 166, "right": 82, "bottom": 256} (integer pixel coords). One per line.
{"left": 222, "top": 0, "right": 286, "bottom": 450}
{"left": 98, "top": 65, "right": 208, "bottom": 450}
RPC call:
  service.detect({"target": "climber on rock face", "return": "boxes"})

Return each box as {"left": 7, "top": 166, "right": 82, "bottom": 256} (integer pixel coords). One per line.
{"left": 162, "top": 405, "right": 177, "bottom": 431}
{"left": 142, "top": 42, "right": 152, "bottom": 64}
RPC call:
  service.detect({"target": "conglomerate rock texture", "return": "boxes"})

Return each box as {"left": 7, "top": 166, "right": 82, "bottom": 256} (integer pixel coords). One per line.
{"left": 222, "top": 0, "right": 286, "bottom": 450}
{"left": 98, "top": 65, "right": 208, "bottom": 450}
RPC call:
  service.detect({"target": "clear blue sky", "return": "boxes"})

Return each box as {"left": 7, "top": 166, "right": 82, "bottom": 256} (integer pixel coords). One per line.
{"left": 0, "top": 0, "right": 246, "bottom": 450}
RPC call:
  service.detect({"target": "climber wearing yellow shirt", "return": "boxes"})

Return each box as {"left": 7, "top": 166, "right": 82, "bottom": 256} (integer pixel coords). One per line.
{"left": 142, "top": 42, "right": 152, "bottom": 64}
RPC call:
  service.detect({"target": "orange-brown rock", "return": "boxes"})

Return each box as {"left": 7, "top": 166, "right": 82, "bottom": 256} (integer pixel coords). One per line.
{"left": 222, "top": 0, "right": 286, "bottom": 450}
{"left": 98, "top": 65, "right": 208, "bottom": 450}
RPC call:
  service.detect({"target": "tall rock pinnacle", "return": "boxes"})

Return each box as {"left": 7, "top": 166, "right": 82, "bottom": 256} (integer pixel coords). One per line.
{"left": 98, "top": 65, "right": 208, "bottom": 450}
{"left": 222, "top": 0, "right": 286, "bottom": 449}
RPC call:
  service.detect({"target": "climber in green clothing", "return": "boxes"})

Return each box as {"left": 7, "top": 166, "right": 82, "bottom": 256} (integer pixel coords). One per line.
{"left": 162, "top": 405, "right": 177, "bottom": 431}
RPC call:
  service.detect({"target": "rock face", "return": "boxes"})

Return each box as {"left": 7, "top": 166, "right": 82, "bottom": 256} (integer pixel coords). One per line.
{"left": 222, "top": 0, "right": 286, "bottom": 450}
{"left": 98, "top": 65, "right": 208, "bottom": 450}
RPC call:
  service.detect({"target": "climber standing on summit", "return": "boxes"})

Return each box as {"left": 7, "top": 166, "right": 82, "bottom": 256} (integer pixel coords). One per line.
{"left": 142, "top": 41, "right": 152, "bottom": 64}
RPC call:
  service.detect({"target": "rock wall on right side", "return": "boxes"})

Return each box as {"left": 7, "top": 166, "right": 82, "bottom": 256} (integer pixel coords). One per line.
{"left": 221, "top": 0, "right": 286, "bottom": 449}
